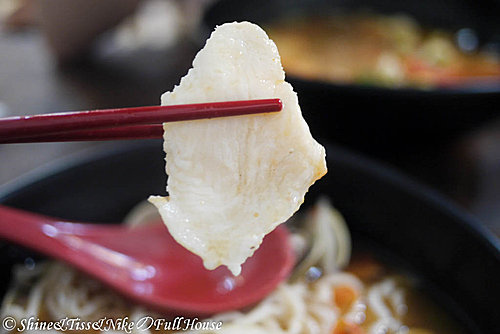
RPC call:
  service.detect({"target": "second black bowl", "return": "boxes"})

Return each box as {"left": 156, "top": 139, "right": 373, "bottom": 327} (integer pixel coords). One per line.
{"left": 203, "top": 0, "right": 500, "bottom": 154}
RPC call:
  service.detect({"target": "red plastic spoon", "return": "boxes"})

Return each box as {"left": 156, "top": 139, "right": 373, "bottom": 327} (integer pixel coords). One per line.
{"left": 0, "top": 205, "right": 295, "bottom": 316}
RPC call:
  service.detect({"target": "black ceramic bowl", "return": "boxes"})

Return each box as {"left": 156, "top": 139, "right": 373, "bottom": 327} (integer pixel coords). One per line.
{"left": 203, "top": 0, "right": 500, "bottom": 154}
{"left": 0, "top": 142, "right": 499, "bottom": 332}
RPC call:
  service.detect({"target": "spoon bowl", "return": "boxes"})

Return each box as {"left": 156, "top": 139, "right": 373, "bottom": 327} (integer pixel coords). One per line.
{"left": 0, "top": 205, "right": 295, "bottom": 316}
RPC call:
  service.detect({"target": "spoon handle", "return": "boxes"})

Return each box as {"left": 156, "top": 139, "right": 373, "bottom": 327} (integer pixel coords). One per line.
{"left": 0, "top": 205, "right": 154, "bottom": 282}
{"left": 0, "top": 205, "right": 116, "bottom": 275}
{"left": 0, "top": 205, "right": 64, "bottom": 256}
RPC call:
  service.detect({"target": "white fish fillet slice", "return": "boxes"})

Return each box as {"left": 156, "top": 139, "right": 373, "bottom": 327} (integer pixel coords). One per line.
{"left": 149, "top": 22, "right": 327, "bottom": 276}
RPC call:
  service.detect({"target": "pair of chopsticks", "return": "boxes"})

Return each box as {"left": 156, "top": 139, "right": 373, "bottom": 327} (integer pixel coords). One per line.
{"left": 0, "top": 99, "right": 282, "bottom": 144}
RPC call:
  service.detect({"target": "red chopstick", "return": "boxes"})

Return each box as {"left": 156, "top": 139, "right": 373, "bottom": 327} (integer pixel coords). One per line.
{"left": 0, "top": 99, "right": 282, "bottom": 143}
{"left": 0, "top": 124, "right": 164, "bottom": 143}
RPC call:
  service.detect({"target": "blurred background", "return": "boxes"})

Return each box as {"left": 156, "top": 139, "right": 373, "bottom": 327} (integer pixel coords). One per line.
{"left": 0, "top": 0, "right": 499, "bottom": 233}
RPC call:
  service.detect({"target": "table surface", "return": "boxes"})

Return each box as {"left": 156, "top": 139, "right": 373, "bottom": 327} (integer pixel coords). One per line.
{"left": 1, "top": 28, "right": 499, "bottom": 236}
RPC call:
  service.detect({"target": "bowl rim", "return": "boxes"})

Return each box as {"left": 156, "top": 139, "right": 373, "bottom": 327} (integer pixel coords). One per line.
{"left": 288, "top": 75, "right": 500, "bottom": 96}
{"left": 326, "top": 144, "right": 500, "bottom": 255}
